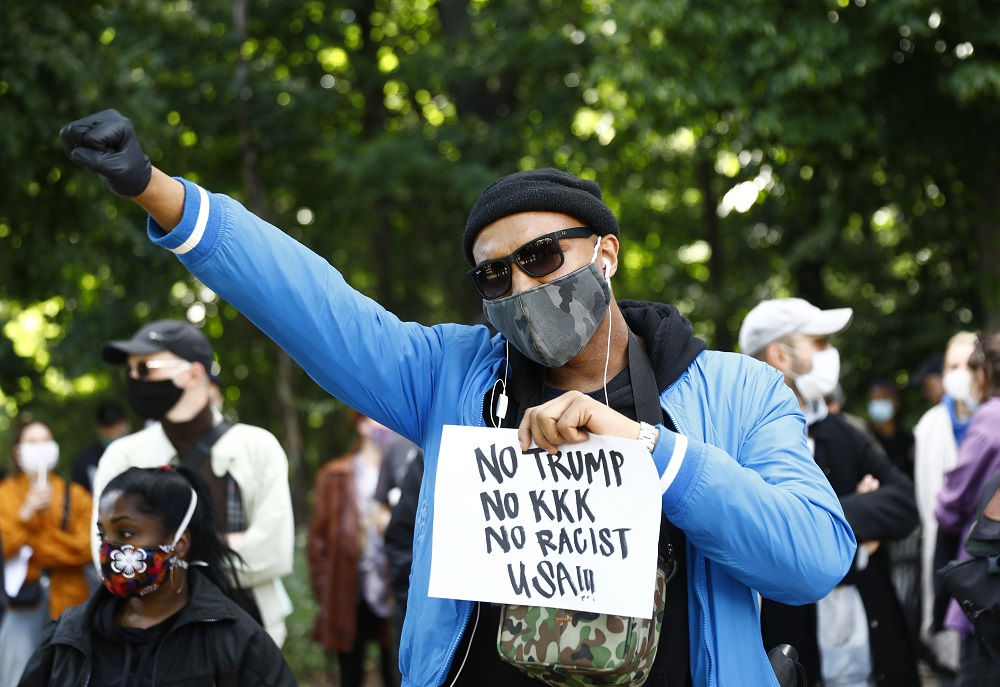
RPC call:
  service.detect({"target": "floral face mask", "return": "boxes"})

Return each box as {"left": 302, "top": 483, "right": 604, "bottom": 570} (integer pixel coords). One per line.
{"left": 99, "top": 488, "right": 197, "bottom": 598}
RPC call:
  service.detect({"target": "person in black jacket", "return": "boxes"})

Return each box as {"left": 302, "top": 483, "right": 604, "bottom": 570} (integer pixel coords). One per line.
{"left": 17, "top": 466, "right": 296, "bottom": 687}
{"left": 740, "top": 298, "right": 921, "bottom": 687}
{"left": 383, "top": 451, "right": 424, "bottom": 647}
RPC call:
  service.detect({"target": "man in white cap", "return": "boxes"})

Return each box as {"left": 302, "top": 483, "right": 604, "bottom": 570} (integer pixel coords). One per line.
{"left": 740, "top": 297, "right": 920, "bottom": 687}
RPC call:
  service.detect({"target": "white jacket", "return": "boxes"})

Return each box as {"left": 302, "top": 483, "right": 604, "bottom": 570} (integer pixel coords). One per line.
{"left": 90, "top": 409, "right": 295, "bottom": 646}
{"left": 913, "top": 402, "right": 960, "bottom": 670}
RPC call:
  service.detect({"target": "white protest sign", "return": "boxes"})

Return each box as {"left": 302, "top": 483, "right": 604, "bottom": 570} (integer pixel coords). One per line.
{"left": 428, "top": 425, "right": 662, "bottom": 618}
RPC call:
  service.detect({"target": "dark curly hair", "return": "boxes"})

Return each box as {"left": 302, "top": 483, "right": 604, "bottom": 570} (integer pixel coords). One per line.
{"left": 103, "top": 466, "right": 262, "bottom": 623}
{"left": 970, "top": 331, "right": 1000, "bottom": 400}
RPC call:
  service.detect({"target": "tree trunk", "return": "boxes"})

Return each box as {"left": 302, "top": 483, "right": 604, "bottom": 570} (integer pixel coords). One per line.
{"left": 976, "top": 178, "right": 1000, "bottom": 331}
{"left": 232, "top": 0, "right": 307, "bottom": 526}
{"left": 698, "top": 154, "right": 731, "bottom": 352}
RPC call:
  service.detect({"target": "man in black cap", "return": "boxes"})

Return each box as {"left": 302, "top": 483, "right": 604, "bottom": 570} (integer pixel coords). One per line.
{"left": 90, "top": 318, "right": 295, "bottom": 646}
{"left": 70, "top": 399, "right": 130, "bottom": 494}
{"left": 62, "top": 110, "right": 856, "bottom": 687}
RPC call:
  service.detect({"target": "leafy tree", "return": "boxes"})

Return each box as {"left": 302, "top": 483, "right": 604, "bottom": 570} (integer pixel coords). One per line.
{"left": 2, "top": 0, "right": 999, "bottom": 484}
{"left": 579, "top": 0, "right": 1000, "bottom": 416}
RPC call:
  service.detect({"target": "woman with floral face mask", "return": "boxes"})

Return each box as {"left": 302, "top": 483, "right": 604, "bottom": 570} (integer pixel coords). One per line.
{"left": 935, "top": 331, "right": 1000, "bottom": 686}
{"left": 17, "top": 466, "right": 296, "bottom": 687}
{"left": 0, "top": 417, "right": 92, "bottom": 687}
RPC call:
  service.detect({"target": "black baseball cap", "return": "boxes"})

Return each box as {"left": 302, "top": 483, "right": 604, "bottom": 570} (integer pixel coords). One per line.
{"left": 102, "top": 319, "right": 215, "bottom": 371}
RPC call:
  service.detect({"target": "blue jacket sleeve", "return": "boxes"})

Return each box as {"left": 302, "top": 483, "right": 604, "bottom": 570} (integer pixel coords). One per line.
{"left": 650, "top": 356, "right": 856, "bottom": 604}
{"left": 146, "top": 179, "right": 472, "bottom": 444}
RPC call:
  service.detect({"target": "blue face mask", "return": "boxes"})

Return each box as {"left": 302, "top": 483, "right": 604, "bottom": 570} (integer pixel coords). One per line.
{"left": 867, "top": 399, "right": 895, "bottom": 423}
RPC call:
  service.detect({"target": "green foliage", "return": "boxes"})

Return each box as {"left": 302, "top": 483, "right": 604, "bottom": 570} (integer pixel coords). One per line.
{"left": 579, "top": 0, "right": 1000, "bottom": 410}
{"left": 282, "top": 529, "right": 328, "bottom": 682}
{"left": 2, "top": 0, "right": 999, "bottom": 473}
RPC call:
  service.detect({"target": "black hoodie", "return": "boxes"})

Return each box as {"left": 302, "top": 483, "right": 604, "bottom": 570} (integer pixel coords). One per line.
{"left": 500, "top": 300, "right": 705, "bottom": 425}
{"left": 17, "top": 569, "right": 296, "bottom": 687}
{"left": 482, "top": 300, "right": 704, "bottom": 687}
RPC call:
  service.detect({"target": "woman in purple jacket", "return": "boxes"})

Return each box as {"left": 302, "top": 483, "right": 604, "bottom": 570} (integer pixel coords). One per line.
{"left": 935, "top": 331, "right": 1000, "bottom": 687}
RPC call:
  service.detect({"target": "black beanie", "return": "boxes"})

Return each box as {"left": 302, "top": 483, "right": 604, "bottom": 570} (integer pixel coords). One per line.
{"left": 463, "top": 168, "right": 620, "bottom": 265}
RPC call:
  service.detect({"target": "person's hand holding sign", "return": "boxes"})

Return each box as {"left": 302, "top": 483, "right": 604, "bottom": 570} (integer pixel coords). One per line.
{"left": 518, "top": 391, "right": 657, "bottom": 454}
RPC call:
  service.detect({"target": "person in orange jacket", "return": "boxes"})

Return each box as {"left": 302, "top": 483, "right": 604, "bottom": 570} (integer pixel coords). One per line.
{"left": 0, "top": 417, "right": 92, "bottom": 687}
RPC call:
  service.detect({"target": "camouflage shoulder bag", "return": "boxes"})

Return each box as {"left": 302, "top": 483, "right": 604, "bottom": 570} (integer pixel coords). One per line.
{"left": 496, "top": 332, "right": 674, "bottom": 687}
{"left": 497, "top": 543, "right": 675, "bottom": 686}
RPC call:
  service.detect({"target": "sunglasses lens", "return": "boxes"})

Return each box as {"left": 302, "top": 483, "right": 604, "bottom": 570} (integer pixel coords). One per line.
{"left": 472, "top": 235, "right": 570, "bottom": 299}
{"left": 475, "top": 262, "right": 512, "bottom": 300}
{"left": 515, "top": 238, "right": 563, "bottom": 277}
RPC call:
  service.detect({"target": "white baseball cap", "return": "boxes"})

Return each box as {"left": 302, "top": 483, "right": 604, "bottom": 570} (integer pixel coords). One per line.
{"left": 738, "top": 298, "right": 853, "bottom": 356}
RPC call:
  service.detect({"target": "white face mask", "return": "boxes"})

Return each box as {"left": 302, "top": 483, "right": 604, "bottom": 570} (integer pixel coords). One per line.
{"left": 943, "top": 368, "right": 978, "bottom": 409}
{"left": 16, "top": 441, "right": 60, "bottom": 477}
{"left": 790, "top": 347, "right": 841, "bottom": 404}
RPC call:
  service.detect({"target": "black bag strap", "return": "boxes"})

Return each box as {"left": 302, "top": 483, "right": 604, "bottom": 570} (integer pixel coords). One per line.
{"left": 624, "top": 330, "right": 684, "bottom": 575}
{"left": 627, "top": 330, "right": 661, "bottom": 426}
{"left": 507, "top": 328, "right": 660, "bottom": 425}
{"left": 179, "top": 420, "right": 234, "bottom": 468}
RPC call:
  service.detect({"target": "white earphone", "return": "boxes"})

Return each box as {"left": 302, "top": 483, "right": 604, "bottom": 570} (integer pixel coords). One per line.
{"left": 491, "top": 341, "right": 510, "bottom": 427}
{"left": 603, "top": 258, "right": 611, "bottom": 280}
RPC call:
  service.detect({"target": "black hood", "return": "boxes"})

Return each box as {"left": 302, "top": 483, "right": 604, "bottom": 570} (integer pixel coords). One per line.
{"left": 618, "top": 299, "right": 706, "bottom": 393}
{"left": 500, "top": 299, "right": 706, "bottom": 426}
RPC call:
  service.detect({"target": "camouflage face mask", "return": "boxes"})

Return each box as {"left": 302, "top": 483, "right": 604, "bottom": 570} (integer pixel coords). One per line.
{"left": 483, "top": 262, "right": 611, "bottom": 368}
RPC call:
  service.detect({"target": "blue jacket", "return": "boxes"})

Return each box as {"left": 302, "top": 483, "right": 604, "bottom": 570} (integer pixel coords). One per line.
{"left": 150, "top": 179, "right": 856, "bottom": 687}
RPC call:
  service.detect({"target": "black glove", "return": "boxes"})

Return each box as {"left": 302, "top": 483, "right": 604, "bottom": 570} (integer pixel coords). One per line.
{"left": 60, "top": 109, "right": 152, "bottom": 197}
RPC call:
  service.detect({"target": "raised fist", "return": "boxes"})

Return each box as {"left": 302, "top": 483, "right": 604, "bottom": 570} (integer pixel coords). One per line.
{"left": 60, "top": 109, "right": 152, "bottom": 197}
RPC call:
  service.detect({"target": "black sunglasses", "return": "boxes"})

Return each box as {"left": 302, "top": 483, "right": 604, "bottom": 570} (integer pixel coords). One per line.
{"left": 467, "top": 227, "right": 596, "bottom": 300}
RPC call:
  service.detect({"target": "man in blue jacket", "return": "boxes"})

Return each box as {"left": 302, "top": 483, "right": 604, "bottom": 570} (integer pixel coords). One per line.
{"left": 61, "top": 110, "right": 856, "bottom": 687}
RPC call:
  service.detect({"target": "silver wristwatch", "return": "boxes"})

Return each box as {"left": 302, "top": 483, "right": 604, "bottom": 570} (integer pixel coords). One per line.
{"left": 637, "top": 421, "right": 658, "bottom": 453}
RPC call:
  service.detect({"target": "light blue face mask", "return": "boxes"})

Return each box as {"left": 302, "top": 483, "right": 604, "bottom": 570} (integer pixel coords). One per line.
{"left": 867, "top": 398, "right": 895, "bottom": 423}
{"left": 482, "top": 260, "right": 611, "bottom": 368}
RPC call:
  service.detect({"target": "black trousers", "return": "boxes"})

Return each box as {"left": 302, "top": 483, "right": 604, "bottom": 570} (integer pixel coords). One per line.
{"left": 333, "top": 598, "right": 399, "bottom": 687}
